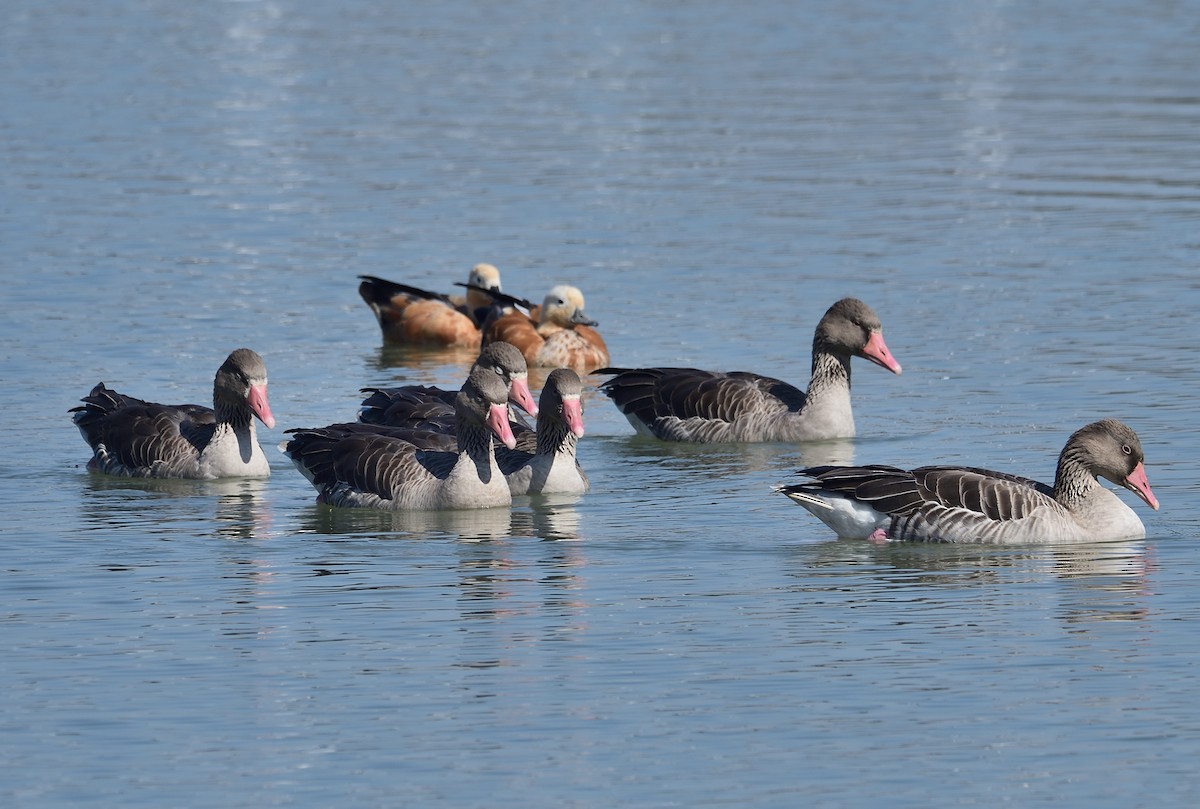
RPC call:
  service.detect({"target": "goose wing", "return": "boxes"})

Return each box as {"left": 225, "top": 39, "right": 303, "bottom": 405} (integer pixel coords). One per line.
{"left": 909, "top": 466, "right": 1056, "bottom": 522}
{"left": 284, "top": 423, "right": 458, "bottom": 502}
{"left": 796, "top": 464, "right": 1056, "bottom": 522}
{"left": 598, "top": 368, "right": 805, "bottom": 426}
{"left": 72, "top": 384, "right": 214, "bottom": 474}
{"left": 359, "top": 386, "right": 458, "bottom": 431}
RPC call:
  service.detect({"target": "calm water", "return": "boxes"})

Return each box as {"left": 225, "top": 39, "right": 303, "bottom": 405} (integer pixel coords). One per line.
{"left": 4, "top": 0, "right": 1200, "bottom": 806}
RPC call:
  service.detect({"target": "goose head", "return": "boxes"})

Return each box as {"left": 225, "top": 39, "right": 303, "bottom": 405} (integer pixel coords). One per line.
{"left": 476, "top": 341, "right": 538, "bottom": 417}
{"left": 461, "top": 364, "right": 517, "bottom": 449}
{"left": 816, "top": 298, "right": 902, "bottom": 375}
{"left": 1066, "top": 419, "right": 1159, "bottom": 510}
{"left": 542, "top": 368, "right": 586, "bottom": 438}
{"left": 215, "top": 348, "right": 275, "bottom": 428}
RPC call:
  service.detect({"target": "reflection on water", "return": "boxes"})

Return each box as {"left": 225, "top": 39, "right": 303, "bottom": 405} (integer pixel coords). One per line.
{"left": 367, "top": 343, "right": 481, "bottom": 380}
{"left": 295, "top": 502, "right": 515, "bottom": 541}
{"left": 512, "top": 493, "right": 585, "bottom": 541}
{"left": 78, "top": 474, "right": 274, "bottom": 540}
{"left": 796, "top": 537, "right": 1154, "bottom": 626}
{"left": 1042, "top": 541, "right": 1155, "bottom": 626}
{"left": 291, "top": 495, "right": 585, "bottom": 544}
{"left": 450, "top": 520, "right": 591, "bottom": 671}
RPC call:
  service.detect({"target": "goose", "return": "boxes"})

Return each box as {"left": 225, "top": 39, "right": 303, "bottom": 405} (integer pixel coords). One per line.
{"left": 358, "top": 341, "right": 538, "bottom": 429}
{"left": 483, "top": 284, "right": 610, "bottom": 372}
{"left": 71, "top": 348, "right": 276, "bottom": 479}
{"left": 359, "top": 368, "right": 588, "bottom": 496}
{"left": 776, "top": 419, "right": 1159, "bottom": 544}
{"left": 282, "top": 364, "right": 517, "bottom": 510}
{"left": 596, "top": 298, "right": 901, "bottom": 443}
{"left": 499, "top": 368, "right": 588, "bottom": 495}
{"left": 358, "top": 263, "right": 502, "bottom": 347}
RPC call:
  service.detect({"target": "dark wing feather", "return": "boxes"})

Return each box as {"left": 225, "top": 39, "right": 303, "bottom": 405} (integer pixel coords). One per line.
{"left": 358, "top": 386, "right": 530, "bottom": 438}
{"left": 359, "top": 386, "right": 459, "bottom": 431}
{"left": 750, "top": 374, "right": 808, "bottom": 412}
{"left": 596, "top": 367, "right": 671, "bottom": 425}
{"left": 72, "top": 383, "right": 214, "bottom": 473}
{"left": 659, "top": 372, "right": 751, "bottom": 422}
{"left": 454, "top": 282, "right": 535, "bottom": 312}
{"left": 332, "top": 433, "right": 412, "bottom": 501}
{"left": 794, "top": 464, "right": 1056, "bottom": 523}
{"left": 495, "top": 446, "right": 534, "bottom": 477}
{"left": 790, "top": 465, "right": 924, "bottom": 515}
{"left": 285, "top": 423, "right": 460, "bottom": 501}
{"left": 357, "top": 275, "right": 455, "bottom": 307}
{"left": 910, "top": 467, "right": 1054, "bottom": 522}
{"left": 599, "top": 368, "right": 803, "bottom": 427}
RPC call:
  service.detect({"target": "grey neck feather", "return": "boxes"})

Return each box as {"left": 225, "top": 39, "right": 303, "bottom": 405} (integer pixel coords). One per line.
{"left": 1052, "top": 445, "right": 1101, "bottom": 510}
{"left": 214, "top": 393, "right": 255, "bottom": 463}
{"left": 214, "top": 395, "right": 252, "bottom": 429}
{"left": 456, "top": 408, "right": 499, "bottom": 482}
{"left": 805, "top": 348, "right": 852, "bottom": 406}
{"left": 536, "top": 413, "right": 576, "bottom": 457}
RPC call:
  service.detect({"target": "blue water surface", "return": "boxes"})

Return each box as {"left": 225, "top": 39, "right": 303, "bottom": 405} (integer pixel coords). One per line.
{"left": 2, "top": 1, "right": 1199, "bottom": 807}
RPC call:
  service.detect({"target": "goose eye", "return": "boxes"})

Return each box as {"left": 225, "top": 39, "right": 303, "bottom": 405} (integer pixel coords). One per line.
{"left": 1121, "top": 444, "right": 1132, "bottom": 455}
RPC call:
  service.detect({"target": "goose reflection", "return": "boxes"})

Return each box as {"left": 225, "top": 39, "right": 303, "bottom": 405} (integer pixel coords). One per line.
{"left": 797, "top": 537, "right": 1153, "bottom": 625}
{"left": 79, "top": 474, "right": 273, "bottom": 540}
{"left": 1043, "top": 541, "right": 1154, "bottom": 625}
{"left": 296, "top": 503, "right": 514, "bottom": 542}
{"left": 367, "top": 343, "right": 480, "bottom": 378}
{"left": 212, "top": 478, "right": 274, "bottom": 539}
{"left": 450, "top": 510, "right": 590, "bottom": 673}
{"left": 511, "top": 493, "right": 586, "bottom": 541}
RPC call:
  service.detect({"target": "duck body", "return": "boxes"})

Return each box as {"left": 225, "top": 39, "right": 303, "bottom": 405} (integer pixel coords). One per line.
{"left": 358, "top": 263, "right": 501, "bottom": 347}
{"left": 71, "top": 349, "right": 275, "bottom": 480}
{"left": 597, "top": 298, "right": 901, "bottom": 443}
{"left": 484, "top": 285, "right": 609, "bottom": 372}
{"left": 778, "top": 419, "right": 1159, "bottom": 544}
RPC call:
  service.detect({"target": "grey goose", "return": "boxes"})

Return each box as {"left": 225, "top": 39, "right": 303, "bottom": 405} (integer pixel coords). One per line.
{"left": 777, "top": 419, "right": 1159, "bottom": 544}
{"left": 71, "top": 348, "right": 275, "bottom": 479}
{"left": 596, "top": 298, "right": 901, "bottom": 443}
{"left": 282, "top": 363, "right": 516, "bottom": 511}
